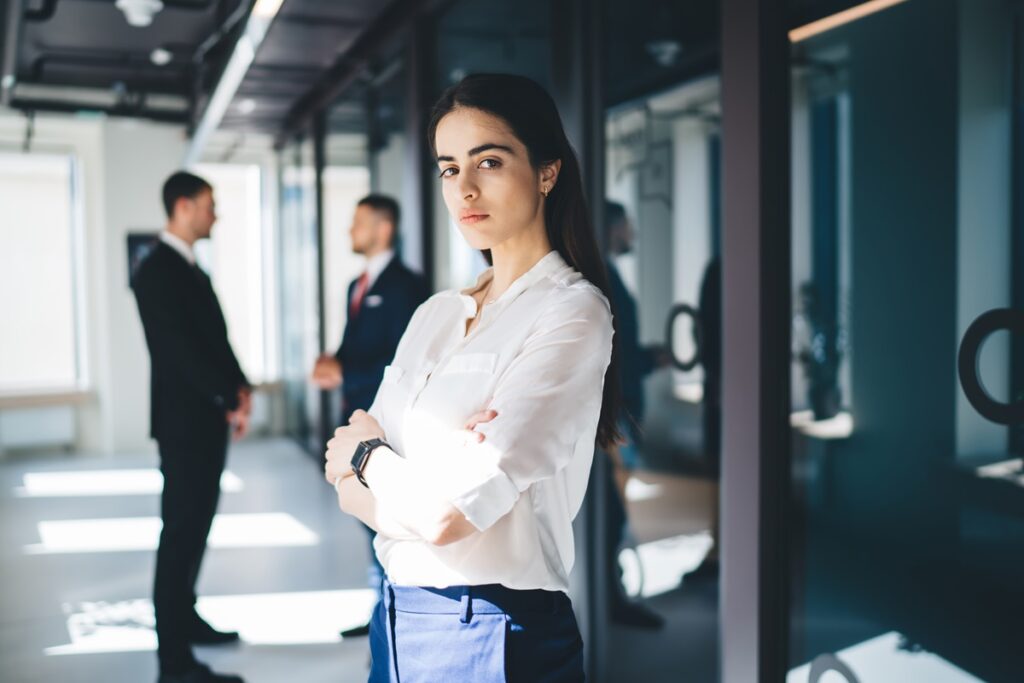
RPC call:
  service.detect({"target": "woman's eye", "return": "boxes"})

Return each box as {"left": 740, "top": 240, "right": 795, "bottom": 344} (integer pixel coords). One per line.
{"left": 439, "top": 167, "right": 457, "bottom": 179}
{"left": 480, "top": 158, "right": 501, "bottom": 170}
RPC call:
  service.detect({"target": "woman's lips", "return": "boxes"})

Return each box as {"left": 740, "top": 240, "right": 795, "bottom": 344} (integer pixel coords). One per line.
{"left": 459, "top": 213, "right": 489, "bottom": 225}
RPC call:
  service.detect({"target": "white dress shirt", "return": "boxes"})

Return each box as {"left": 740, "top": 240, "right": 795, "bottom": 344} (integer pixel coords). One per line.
{"left": 159, "top": 231, "right": 196, "bottom": 266}
{"left": 352, "top": 249, "right": 394, "bottom": 304}
{"left": 368, "top": 250, "right": 614, "bottom": 592}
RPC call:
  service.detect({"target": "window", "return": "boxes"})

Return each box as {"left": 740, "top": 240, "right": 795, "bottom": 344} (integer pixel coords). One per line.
{"left": 194, "top": 163, "right": 275, "bottom": 384}
{"left": 0, "top": 153, "right": 85, "bottom": 393}
{"left": 322, "top": 166, "right": 371, "bottom": 352}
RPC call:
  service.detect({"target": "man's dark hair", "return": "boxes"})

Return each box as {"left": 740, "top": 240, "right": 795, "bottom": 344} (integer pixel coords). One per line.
{"left": 162, "top": 171, "right": 212, "bottom": 218}
{"left": 358, "top": 194, "right": 401, "bottom": 245}
{"left": 605, "top": 201, "right": 627, "bottom": 237}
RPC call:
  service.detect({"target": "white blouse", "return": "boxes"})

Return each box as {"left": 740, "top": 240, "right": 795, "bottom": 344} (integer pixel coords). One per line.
{"left": 368, "top": 250, "right": 614, "bottom": 592}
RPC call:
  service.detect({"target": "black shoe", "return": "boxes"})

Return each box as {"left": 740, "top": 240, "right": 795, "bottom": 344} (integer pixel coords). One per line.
{"left": 610, "top": 599, "right": 666, "bottom": 630}
{"left": 340, "top": 622, "right": 371, "bottom": 638}
{"left": 188, "top": 618, "right": 240, "bottom": 645}
{"left": 158, "top": 662, "right": 244, "bottom": 683}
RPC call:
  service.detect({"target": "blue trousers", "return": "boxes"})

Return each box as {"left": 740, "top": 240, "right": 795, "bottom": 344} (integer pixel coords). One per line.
{"left": 369, "top": 579, "right": 585, "bottom": 682}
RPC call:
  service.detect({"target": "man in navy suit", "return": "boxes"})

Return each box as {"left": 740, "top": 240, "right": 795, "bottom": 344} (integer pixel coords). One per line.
{"left": 312, "top": 195, "right": 429, "bottom": 632}
{"left": 132, "top": 172, "right": 248, "bottom": 683}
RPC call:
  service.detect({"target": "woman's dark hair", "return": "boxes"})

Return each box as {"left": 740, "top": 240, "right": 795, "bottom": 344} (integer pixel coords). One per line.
{"left": 428, "top": 73, "right": 622, "bottom": 448}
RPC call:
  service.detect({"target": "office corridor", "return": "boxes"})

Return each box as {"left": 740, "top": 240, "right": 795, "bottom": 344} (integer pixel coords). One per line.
{"left": 0, "top": 440, "right": 374, "bottom": 683}
{"left": 0, "top": 437, "right": 725, "bottom": 682}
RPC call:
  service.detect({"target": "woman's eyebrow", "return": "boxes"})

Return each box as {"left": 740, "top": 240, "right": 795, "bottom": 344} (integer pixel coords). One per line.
{"left": 436, "top": 143, "right": 515, "bottom": 163}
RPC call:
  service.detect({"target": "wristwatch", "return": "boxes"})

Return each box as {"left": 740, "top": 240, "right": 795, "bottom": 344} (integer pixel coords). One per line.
{"left": 350, "top": 438, "right": 390, "bottom": 488}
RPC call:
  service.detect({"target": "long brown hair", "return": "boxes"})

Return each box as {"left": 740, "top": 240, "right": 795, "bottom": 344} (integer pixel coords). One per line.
{"left": 428, "top": 73, "right": 622, "bottom": 448}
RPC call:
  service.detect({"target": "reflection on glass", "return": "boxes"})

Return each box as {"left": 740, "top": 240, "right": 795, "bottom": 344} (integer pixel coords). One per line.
{"left": 279, "top": 138, "right": 321, "bottom": 452}
{"left": 601, "top": 2, "right": 721, "bottom": 679}
{"left": 788, "top": 2, "right": 1024, "bottom": 681}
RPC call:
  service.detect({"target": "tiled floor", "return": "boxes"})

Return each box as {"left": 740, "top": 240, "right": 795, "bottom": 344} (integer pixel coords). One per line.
{"left": 0, "top": 438, "right": 376, "bottom": 683}
{"left": 0, "top": 438, "right": 722, "bottom": 683}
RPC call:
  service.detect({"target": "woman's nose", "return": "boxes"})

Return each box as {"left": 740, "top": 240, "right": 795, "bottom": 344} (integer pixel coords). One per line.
{"left": 457, "top": 172, "right": 478, "bottom": 200}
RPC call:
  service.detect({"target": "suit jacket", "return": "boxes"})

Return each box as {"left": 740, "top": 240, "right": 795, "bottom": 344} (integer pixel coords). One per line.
{"left": 607, "top": 259, "right": 656, "bottom": 437}
{"left": 336, "top": 256, "right": 429, "bottom": 422}
{"left": 131, "top": 241, "right": 249, "bottom": 445}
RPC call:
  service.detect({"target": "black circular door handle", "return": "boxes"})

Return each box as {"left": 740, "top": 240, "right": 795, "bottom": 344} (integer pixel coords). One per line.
{"left": 666, "top": 303, "right": 702, "bottom": 372}
{"left": 958, "top": 308, "right": 1024, "bottom": 426}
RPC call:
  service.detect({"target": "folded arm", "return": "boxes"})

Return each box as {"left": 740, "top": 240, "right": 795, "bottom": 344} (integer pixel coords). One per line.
{"left": 326, "top": 289, "right": 613, "bottom": 546}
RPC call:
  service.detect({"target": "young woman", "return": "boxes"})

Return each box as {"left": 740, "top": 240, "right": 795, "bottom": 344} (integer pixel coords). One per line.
{"left": 324, "top": 73, "right": 621, "bottom": 682}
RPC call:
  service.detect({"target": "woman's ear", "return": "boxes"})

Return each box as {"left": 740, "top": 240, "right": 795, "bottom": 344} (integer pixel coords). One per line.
{"left": 539, "top": 159, "right": 562, "bottom": 194}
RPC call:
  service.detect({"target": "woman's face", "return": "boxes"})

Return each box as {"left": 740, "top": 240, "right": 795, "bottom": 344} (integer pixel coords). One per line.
{"left": 435, "top": 107, "right": 553, "bottom": 252}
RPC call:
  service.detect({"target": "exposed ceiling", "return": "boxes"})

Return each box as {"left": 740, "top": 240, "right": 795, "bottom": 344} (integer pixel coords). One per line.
{"left": 0, "top": 0, "right": 397, "bottom": 138}
{"left": 0, "top": 0, "right": 889, "bottom": 148}
{"left": 221, "top": 0, "right": 393, "bottom": 135}
{"left": 3, "top": 0, "right": 248, "bottom": 122}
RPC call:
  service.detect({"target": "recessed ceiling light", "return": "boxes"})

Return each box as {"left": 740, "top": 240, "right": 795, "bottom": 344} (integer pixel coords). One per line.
{"left": 116, "top": 0, "right": 164, "bottom": 27}
{"left": 150, "top": 48, "right": 172, "bottom": 66}
{"left": 238, "top": 98, "right": 256, "bottom": 115}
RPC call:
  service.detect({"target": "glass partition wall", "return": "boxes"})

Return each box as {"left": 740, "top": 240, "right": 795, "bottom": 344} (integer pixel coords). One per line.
{"left": 265, "top": 1, "right": 1024, "bottom": 679}
{"left": 600, "top": 1, "right": 723, "bottom": 679}
{"left": 785, "top": 2, "right": 1024, "bottom": 681}
{"left": 278, "top": 136, "right": 321, "bottom": 453}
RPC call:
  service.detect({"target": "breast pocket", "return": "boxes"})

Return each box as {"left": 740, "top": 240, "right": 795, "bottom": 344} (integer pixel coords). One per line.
{"left": 372, "top": 364, "right": 408, "bottom": 438}
{"left": 440, "top": 353, "right": 498, "bottom": 376}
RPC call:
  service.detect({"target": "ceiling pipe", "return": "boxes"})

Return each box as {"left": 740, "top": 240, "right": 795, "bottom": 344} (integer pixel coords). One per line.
{"left": 2, "top": 0, "right": 24, "bottom": 107}
{"left": 183, "top": 0, "right": 285, "bottom": 166}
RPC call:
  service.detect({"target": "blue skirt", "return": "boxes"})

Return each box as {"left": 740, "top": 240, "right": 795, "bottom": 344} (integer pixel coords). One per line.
{"left": 368, "top": 578, "right": 584, "bottom": 682}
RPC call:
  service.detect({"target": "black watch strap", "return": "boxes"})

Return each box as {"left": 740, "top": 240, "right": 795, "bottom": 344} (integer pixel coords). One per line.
{"left": 350, "top": 438, "right": 389, "bottom": 488}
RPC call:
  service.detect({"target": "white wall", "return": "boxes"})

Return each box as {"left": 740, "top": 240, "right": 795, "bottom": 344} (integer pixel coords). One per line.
{"left": 0, "top": 111, "right": 188, "bottom": 455}
{"left": 101, "top": 120, "right": 189, "bottom": 454}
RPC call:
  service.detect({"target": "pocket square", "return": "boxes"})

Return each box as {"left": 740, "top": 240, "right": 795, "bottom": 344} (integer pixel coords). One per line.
{"left": 365, "top": 295, "right": 383, "bottom": 308}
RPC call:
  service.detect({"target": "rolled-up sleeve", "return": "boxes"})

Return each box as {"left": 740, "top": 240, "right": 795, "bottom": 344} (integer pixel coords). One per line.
{"left": 446, "top": 288, "right": 614, "bottom": 531}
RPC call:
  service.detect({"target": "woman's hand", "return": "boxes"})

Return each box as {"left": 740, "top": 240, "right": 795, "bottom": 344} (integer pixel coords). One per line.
{"left": 324, "top": 408, "right": 500, "bottom": 490}
{"left": 324, "top": 410, "right": 385, "bottom": 486}
{"left": 460, "top": 409, "right": 498, "bottom": 446}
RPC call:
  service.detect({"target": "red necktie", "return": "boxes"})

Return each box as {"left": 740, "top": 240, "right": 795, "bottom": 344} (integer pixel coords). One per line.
{"left": 350, "top": 272, "right": 370, "bottom": 317}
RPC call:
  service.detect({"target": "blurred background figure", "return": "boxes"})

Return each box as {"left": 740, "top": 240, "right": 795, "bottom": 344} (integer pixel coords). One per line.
{"left": 311, "top": 194, "right": 429, "bottom": 635}
{"left": 132, "top": 171, "right": 249, "bottom": 683}
{"left": 603, "top": 200, "right": 671, "bottom": 628}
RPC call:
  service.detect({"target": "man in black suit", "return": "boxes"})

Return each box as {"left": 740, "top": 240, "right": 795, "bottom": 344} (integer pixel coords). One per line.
{"left": 132, "top": 171, "right": 250, "bottom": 683}
{"left": 312, "top": 194, "right": 429, "bottom": 633}
{"left": 603, "top": 201, "right": 670, "bottom": 629}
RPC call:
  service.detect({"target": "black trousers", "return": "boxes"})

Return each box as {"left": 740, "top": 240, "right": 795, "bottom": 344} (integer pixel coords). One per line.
{"left": 154, "top": 429, "right": 228, "bottom": 674}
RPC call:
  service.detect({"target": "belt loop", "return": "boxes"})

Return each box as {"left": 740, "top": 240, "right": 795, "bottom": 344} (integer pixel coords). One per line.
{"left": 383, "top": 579, "right": 395, "bottom": 613}
{"left": 459, "top": 587, "right": 472, "bottom": 624}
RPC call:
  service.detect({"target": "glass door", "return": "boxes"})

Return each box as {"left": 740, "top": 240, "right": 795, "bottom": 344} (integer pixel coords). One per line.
{"left": 600, "top": 0, "right": 724, "bottom": 679}
{"left": 278, "top": 135, "right": 322, "bottom": 454}
{"left": 786, "top": 1, "right": 1024, "bottom": 681}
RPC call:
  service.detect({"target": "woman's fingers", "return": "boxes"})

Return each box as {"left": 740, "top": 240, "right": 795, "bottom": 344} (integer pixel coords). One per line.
{"left": 455, "top": 409, "right": 497, "bottom": 447}
{"left": 458, "top": 430, "right": 486, "bottom": 447}
{"left": 463, "top": 409, "right": 497, "bottom": 430}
